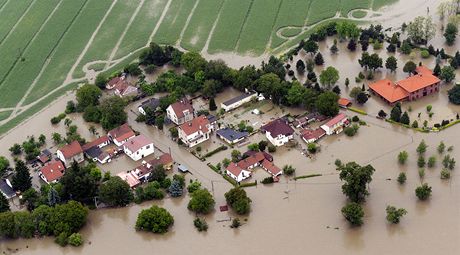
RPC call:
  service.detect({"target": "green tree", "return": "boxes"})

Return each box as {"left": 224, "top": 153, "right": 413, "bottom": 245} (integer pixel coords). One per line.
{"left": 95, "top": 73, "right": 107, "bottom": 89}
{"left": 135, "top": 205, "right": 174, "bottom": 233}
{"left": 356, "top": 92, "right": 368, "bottom": 104}
{"left": 11, "top": 160, "right": 32, "bottom": 192}
{"left": 400, "top": 111, "right": 410, "bottom": 125}
{"left": 68, "top": 233, "right": 83, "bottom": 246}
{"left": 314, "top": 52, "right": 324, "bottom": 65}
{"left": 188, "top": 188, "right": 215, "bottom": 214}
{"left": 438, "top": 141, "right": 446, "bottom": 154}
{"left": 187, "top": 180, "right": 202, "bottom": 194}
{"left": 76, "top": 84, "right": 102, "bottom": 110}
{"left": 150, "top": 165, "right": 166, "bottom": 182}
{"left": 9, "top": 143, "right": 22, "bottom": 155}
{"left": 0, "top": 156, "right": 9, "bottom": 176}
{"left": 247, "top": 143, "right": 260, "bottom": 151}
{"left": 341, "top": 202, "right": 364, "bottom": 226}
{"left": 416, "top": 140, "right": 428, "bottom": 155}
{"left": 99, "top": 96, "right": 127, "bottom": 131}
{"left": 417, "top": 155, "right": 426, "bottom": 168}
{"left": 60, "top": 162, "right": 98, "bottom": 204}
{"left": 282, "top": 165, "right": 296, "bottom": 176}
{"left": 209, "top": 97, "right": 217, "bottom": 111}
{"left": 400, "top": 40, "right": 412, "bottom": 54}
{"left": 441, "top": 66, "right": 456, "bottom": 82}
{"left": 390, "top": 104, "right": 402, "bottom": 122}
{"left": 385, "top": 56, "right": 398, "bottom": 72}
{"left": 386, "top": 206, "right": 407, "bottom": 224}
{"left": 99, "top": 176, "right": 133, "bottom": 207}
{"left": 168, "top": 180, "right": 183, "bottom": 197}
{"left": 349, "top": 87, "right": 362, "bottom": 99}
{"left": 415, "top": 183, "right": 432, "bottom": 200}
{"left": 397, "top": 172, "right": 407, "bottom": 184}
{"left": 319, "top": 66, "right": 339, "bottom": 88}
{"left": 398, "top": 151, "right": 408, "bottom": 164}
{"left": 303, "top": 40, "right": 319, "bottom": 55}
{"left": 124, "top": 62, "right": 142, "bottom": 76}
{"left": 403, "top": 61, "right": 417, "bottom": 75}
{"left": 338, "top": 162, "right": 375, "bottom": 203}
{"left": 407, "top": 16, "right": 436, "bottom": 44}
{"left": 225, "top": 187, "right": 252, "bottom": 215}
{"left": 444, "top": 22, "right": 458, "bottom": 45}
{"left": 181, "top": 51, "right": 207, "bottom": 75}
{"left": 52, "top": 133, "right": 62, "bottom": 144}
{"left": 315, "top": 91, "right": 339, "bottom": 117}
{"left": 448, "top": 84, "right": 460, "bottom": 105}
{"left": 427, "top": 156, "right": 436, "bottom": 168}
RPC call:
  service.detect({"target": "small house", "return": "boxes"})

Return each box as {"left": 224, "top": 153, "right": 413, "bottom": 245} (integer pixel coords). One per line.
{"left": 138, "top": 98, "right": 161, "bottom": 115}
{"left": 123, "top": 134, "right": 154, "bottom": 161}
{"left": 114, "top": 79, "right": 138, "bottom": 98}
{"left": 226, "top": 162, "right": 251, "bottom": 182}
{"left": 56, "top": 141, "right": 84, "bottom": 168}
{"left": 117, "top": 171, "right": 141, "bottom": 188}
{"left": 216, "top": 128, "right": 249, "bottom": 144}
{"left": 178, "top": 115, "right": 214, "bottom": 147}
{"left": 0, "top": 179, "right": 15, "bottom": 199}
{"left": 39, "top": 160, "right": 65, "bottom": 184}
{"left": 320, "top": 113, "right": 349, "bottom": 135}
{"left": 261, "top": 118, "right": 294, "bottom": 147}
{"left": 301, "top": 128, "right": 326, "bottom": 143}
{"left": 166, "top": 99, "right": 195, "bottom": 125}
{"left": 338, "top": 98, "right": 352, "bottom": 108}
{"left": 108, "top": 123, "right": 136, "bottom": 147}
{"left": 221, "top": 93, "right": 256, "bottom": 112}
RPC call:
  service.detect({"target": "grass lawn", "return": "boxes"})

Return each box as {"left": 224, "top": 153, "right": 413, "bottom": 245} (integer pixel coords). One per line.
{"left": 207, "top": 0, "right": 252, "bottom": 53}
{"left": 24, "top": 0, "right": 113, "bottom": 105}
{"left": 113, "top": 0, "right": 168, "bottom": 59}
{"left": 280, "top": 27, "right": 303, "bottom": 38}
{"left": 73, "top": 0, "right": 142, "bottom": 78}
{"left": 152, "top": 0, "right": 196, "bottom": 45}
{"left": 237, "top": 0, "right": 282, "bottom": 55}
{"left": 0, "top": 110, "right": 11, "bottom": 122}
{"left": 0, "top": 0, "right": 86, "bottom": 108}
{"left": 269, "top": 0, "right": 311, "bottom": 49}
{"left": 180, "top": 0, "right": 224, "bottom": 51}
{"left": 352, "top": 10, "right": 368, "bottom": 19}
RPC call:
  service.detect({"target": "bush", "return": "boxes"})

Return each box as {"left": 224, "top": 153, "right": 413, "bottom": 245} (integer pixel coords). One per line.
{"left": 187, "top": 189, "right": 215, "bottom": 214}
{"left": 421, "top": 50, "right": 430, "bottom": 58}
{"left": 386, "top": 206, "right": 407, "bottom": 224}
{"left": 441, "top": 169, "right": 451, "bottom": 179}
{"left": 415, "top": 183, "right": 432, "bottom": 200}
{"left": 187, "top": 180, "right": 201, "bottom": 193}
{"left": 68, "top": 233, "right": 83, "bottom": 247}
{"left": 230, "top": 218, "right": 241, "bottom": 228}
{"left": 344, "top": 125, "right": 359, "bottom": 137}
{"left": 307, "top": 143, "right": 318, "bottom": 153}
{"left": 225, "top": 188, "right": 251, "bottom": 215}
{"left": 203, "top": 145, "right": 227, "bottom": 158}
{"left": 352, "top": 116, "right": 360, "bottom": 122}
{"left": 193, "top": 218, "right": 208, "bottom": 232}
{"left": 135, "top": 205, "right": 174, "bottom": 233}
{"left": 398, "top": 151, "right": 408, "bottom": 164}
{"left": 261, "top": 177, "right": 274, "bottom": 184}
{"left": 268, "top": 145, "right": 276, "bottom": 153}
{"left": 417, "top": 155, "right": 426, "bottom": 168}
{"left": 341, "top": 202, "right": 364, "bottom": 226}
{"left": 283, "top": 165, "right": 296, "bottom": 176}
{"left": 397, "top": 172, "right": 406, "bottom": 184}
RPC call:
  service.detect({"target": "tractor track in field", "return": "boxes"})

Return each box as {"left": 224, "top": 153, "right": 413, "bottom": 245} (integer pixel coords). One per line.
{"left": 201, "top": 0, "right": 226, "bottom": 54}
{"left": 0, "top": 0, "right": 10, "bottom": 14}
{"left": 105, "top": 0, "right": 146, "bottom": 70}
{"left": 0, "top": 0, "right": 35, "bottom": 47}
{"left": 176, "top": 0, "right": 201, "bottom": 48}
{"left": 234, "top": 0, "right": 255, "bottom": 53}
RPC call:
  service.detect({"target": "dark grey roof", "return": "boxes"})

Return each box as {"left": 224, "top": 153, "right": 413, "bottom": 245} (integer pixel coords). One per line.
{"left": 207, "top": 114, "right": 217, "bottom": 123}
{"left": 0, "top": 179, "right": 16, "bottom": 199}
{"left": 140, "top": 98, "right": 160, "bottom": 111}
{"left": 216, "top": 128, "right": 249, "bottom": 142}
{"left": 85, "top": 146, "right": 103, "bottom": 159}
{"left": 222, "top": 93, "right": 254, "bottom": 106}
{"left": 42, "top": 149, "right": 52, "bottom": 156}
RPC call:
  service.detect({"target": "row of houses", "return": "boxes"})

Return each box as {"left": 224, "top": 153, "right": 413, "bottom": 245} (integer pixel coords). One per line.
{"left": 226, "top": 151, "right": 282, "bottom": 182}
{"left": 301, "top": 113, "right": 349, "bottom": 144}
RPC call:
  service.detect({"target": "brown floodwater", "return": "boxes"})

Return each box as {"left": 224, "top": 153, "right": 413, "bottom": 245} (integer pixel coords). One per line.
{"left": 1, "top": 0, "right": 460, "bottom": 254}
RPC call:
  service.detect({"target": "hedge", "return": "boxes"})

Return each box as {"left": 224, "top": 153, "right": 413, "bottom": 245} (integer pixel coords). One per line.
{"left": 203, "top": 145, "right": 228, "bottom": 158}
{"left": 347, "top": 107, "right": 367, "bottom": 115}
{"left": 293, "top": 174, "right": 322, "bottom": 180}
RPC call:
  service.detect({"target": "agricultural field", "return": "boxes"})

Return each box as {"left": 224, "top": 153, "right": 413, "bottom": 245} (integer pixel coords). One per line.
{"left": 0, "top": 0, "right": 399, "bottom": 135}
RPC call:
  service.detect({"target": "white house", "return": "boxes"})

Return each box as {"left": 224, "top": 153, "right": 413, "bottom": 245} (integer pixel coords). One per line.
{"left": 261, "top": 119, "right": 294, "bottom": 147}
{"left": 226, "top": 162, "right": 252, "bottom": 182}
{"left": 108, "top": 123, "right": 136, "bottom": 147}
{"left": 178, "top": 115, "right": 214, "bottom": 147}
{"left": 221, "top": 93, "right": 256, "bottom": 112}
{"left": 320, "top": 113, "right": 349, "bottom": 135}
{"left": 166, "top": 99, "right": 195, "bottom": 125}
{"left": 56, "top": 141, "right": 84, "bottom": 167}
{"left": 301, "top": 128, "right": 326, "bottom": 144}
{"left": 123, "top": 135, "right": 154, "bottom": 161}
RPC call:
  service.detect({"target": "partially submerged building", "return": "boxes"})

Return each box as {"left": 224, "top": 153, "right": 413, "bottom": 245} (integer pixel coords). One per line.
{"left": 221, "top": 93, "right": 256, "bottom": 112}
{"left": 216, "top": 127, "right": 249, "bottom": 144}
{"left": 56, "top": 141, "right": 84, "bottom": 168}
{"left": 261, "top": 118, "right": 294, "bottom": 146}
{"left": 178, "top": 115, "right": 214, "bottom": 147}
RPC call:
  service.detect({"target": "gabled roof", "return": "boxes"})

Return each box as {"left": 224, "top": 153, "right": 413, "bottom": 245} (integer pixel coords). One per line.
{"left": 124, "top": 135, "right": 153, "bottom": 153}
{"left": 0, "top": 179, "right": 15, "bottom": 198}
{"left": 117, "top": 172, "right": 140, "bottom": 188}
{"left": 301, "top": 128, "right": 326, "bottom": 141}
{"left": 114, "top": 79, "right": 133, "bottom": 93}
{"left": 59, "top": 141, "right": 83, "bottom": 159}
{"left": 226, "top": 162, "right": 245, "bottom": 177}
{"left": 369, "top": 79, "right": 409, "bottom": 104}
{"left": 107, "top": 77, "right": 122, "bottom": 88}
{"left": 338, "top": 98, "right": 352, "bottom": 107}
{"left": 222, "top": 93, "right": 255, "bottom": 106}
{"left": 108, "top": 123, "right": 135, "bottom": 142}
{"left": 179, "top": 115, "right": 210, "bottom": 136}
{"left": 169, "top": 99, "right": 194, "bottom": 119}
{"left": 397, "top": 72, "right": 440, "bottom": 93}
{"left": 237, "top": 152, "right": 265, "bottom": 169}
{"left": 216, "top": 128, "right": 248, "bottom": 142}
{"left": 82, "top": 136, "right": 109, "bottom": 151}
{"left": 140, "top": 98, "right": 160, "bottom": 112}
{"left": 323, "top": 113, "right": 348, "bottom": 128}
{"left": 261, "top": 159, "right": 282, "bottom": 176}
{"left": 261, "top": 119, "right": 294, "bottom": 137}
{"left": 40, "top": 161, "right": 65, "bottom": 182}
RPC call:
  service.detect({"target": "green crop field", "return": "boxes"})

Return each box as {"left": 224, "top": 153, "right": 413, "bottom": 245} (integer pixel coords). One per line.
{"left": 0, "top": 0, "right": 399, "bottom": 135}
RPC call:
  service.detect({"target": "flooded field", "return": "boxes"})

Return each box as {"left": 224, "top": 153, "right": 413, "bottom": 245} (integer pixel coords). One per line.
{"left": 2, "top": 0, "right": 460, "bottom": 254}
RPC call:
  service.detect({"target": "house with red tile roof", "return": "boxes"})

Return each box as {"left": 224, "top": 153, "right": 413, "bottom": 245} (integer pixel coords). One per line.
{"left": 147, "top": 153, "right": 173, "bottom": 170}
{"left": 106, "top": 76, "right": 122, "bottom": 90}
{"left": 117, "top": 171, "right": 141, "bottom": 188}
{"left": 113, "top": 79, "right": 138, "bottom": 98}
{"left": 261, "top": 159, "right": 282, "bottom": 177}
{"left": 82, "top": 136, "right": 110, "bottom": 152}
{"left": 39, "top": 160, "right": 65, "bottom": 184}
{"left": 226, "top": 162, "right": 252, "bottom": 182}
{"left": 178, "top": 115, "right": 214, "bottom": 147}
{"left": 108, "top": 123, "right": 136, "bottom": 146}
{"left": 369, "top": 66, "right": 440, "bottom": 104}
{"left": 166, "top": 99, "right": 195, "bottom": 125}
{"left": 338, "top": 98, "right": 352, "bottom": 108}
{"left": 56, "top": 141, "right": 84, "bottom": 167}
{"left": 320, "top": 113, "right": 349, "bottom": 135}
{"left": 123, "top": 134, "right": 154, "bottom": 161}
{"left": 301, "top": 128, "right": 326, "bottom": 143}
{"left": 126, "top": 153, "right": 174, "bottom": 183}
{"left": 261, "top": 118, "right": 294, "bottom": 146}
{"left": 226, "top": 151, "right": 282, "bottom": 182}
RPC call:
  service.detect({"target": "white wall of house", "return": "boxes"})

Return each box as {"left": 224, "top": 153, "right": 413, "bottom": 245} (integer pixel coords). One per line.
{"left": 179, "top": 129, "right": 210, "bottom": 147}
{"left": 113, "top": 136, "right": 134, "bottom": 147}
{"left": 321, "top": 120, "right": 347, "bottom": 135}
{"left": 266, "top": 132, "right": 293, "bottom": 147}
{"left": 166, "top": 106, "right": 194, "bottom": 125}
{"left": 124, "top": 144, "right": 154, "bottom": 161}
{"left": 226, "top": 169, "right": 251, "bottom": 182}
{"left": 166, "top": 106, "right": 178, "bottom": 124}
{"left": 56, "top": 150, "right": 84, "bottom": 167}
{"left": 221, "top": 94, "right": 256, "bottom": 112}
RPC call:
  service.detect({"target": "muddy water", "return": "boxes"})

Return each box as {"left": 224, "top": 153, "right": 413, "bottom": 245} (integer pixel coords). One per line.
{"left": 2, "top": 0, "right": 460, "bottom": 254}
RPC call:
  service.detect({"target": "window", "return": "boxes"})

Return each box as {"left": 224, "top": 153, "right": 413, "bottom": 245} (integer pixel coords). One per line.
{"left": 146, "top": 145, "right": 150, "bottom": 149}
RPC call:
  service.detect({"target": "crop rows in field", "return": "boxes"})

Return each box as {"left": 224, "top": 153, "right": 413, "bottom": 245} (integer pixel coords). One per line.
{"left": 341, "top": 0, "right": 371, "bottom": 16}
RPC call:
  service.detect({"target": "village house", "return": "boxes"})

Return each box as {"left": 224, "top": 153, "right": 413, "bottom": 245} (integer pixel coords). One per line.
{"left": 39, "top": 160, "right": 65, "bottom": 184}
{"left": 320, "top": 113, "right": 349, "bottom": 135}
{"left": 301, "top": 128, "right": 326, "bottom": 144}
{"left": 261, "top": 118, "right": 294, "bottom": 146}
{"left": 369, "top": 66, "right": 441, "bottom": 104}
{"left": 221, "top": 92, "right": 256, "bottom": 112}
{"left": 178, "top": 115, "right": 214, "bottom": 147}
{"left": 82, "top": 136, "right": 111, "bottom": 164}
{"left": 113, "top": 79, "right": 138, "bottom": 98}
{"left": 338, "top": 98, "right": 352, "bottom": 108}
{"left": 216, "top": 127, "right": 249, "bottom": 144}
{"left": 117, "top": 171, "right": 141, "bottom": 188}
{"left": 36, "top": 149, "right": 52, "bottom": 165}
{"left": 120, "top": 153, "right": 173, "bottom": 187}
{"left": 226, "top": 151, "right": 281, "bottom": 182}
{"left": 106, "top": 76, "right": 123, "bottom": 90}
{"left": 108, "top": 123, "right": 136, "bottom": 147}
{"left": 138, "top": 98, "right": 161, "bottom": 115}
{"left": 226, "top": 162, "right": 252, "bottom": 182}
{"left": 166, "top": 99, "right": 195, "bottom": 125}
{"left": 123, "top": 134, "right": 154, "bottom": 161}
{"left": 56, "top": 140, "right": 84, "bottom": 168}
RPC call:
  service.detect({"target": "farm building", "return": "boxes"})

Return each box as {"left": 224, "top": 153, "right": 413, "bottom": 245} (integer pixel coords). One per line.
{"left": 216, "top": 127, "right": 249, "bottom": 144}
{"left": 178, "top": 115, "right": 214, "bottom": 147}
{"left": 369, "top": 66, "right": 440, "bottom": 104}
{"left": 320, "top": 113, "right": 349, "bottom": 135}
{"left": 166, "top": 99, "right": 195, "bottom": 125}
{"left": 221, "top": 92, "right": 256, "bottom": 112}
{"left": 138, "top": 98, "right": 161, "bottom": 115}
{"left": 261, "top": 118, "right": 294, "bottom": 146}
{"left": 123, "top": 135, "right": 154, "bottom": 161}
{"left": 108, "top": 123, "right": 136, "bottom": 147}
{"left": 56, "top": 141, "right": 84, "bottom": 167}
{"left": 39, "top": 160, "right": 65, "bottom": 184}
{"left": 301, "top": 128, "right": 326, "bottom": 143}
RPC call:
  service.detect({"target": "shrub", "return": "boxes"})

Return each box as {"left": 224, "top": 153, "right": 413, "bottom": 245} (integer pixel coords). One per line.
{"left": 225, "top": 188, "right": 251, "bottom": 215}
{"left": 415, "top": 183, "right": 432, "bottom": 200}
{"left": 427, "top": 156, "right": 436, "bottom": 168}
{"left": 441, "top": 169, "right": 451, "bottom": 179}
{"left": 417, "top": 156, "right": 426, "bottom": 168}
{"left": 187, "top": 189, "right": 215, "bottom": 214}
{"left": 421, "top": 50, "right": 430, "bottom": 58}
{"left": 187, "top": 180, "right": 201, "bottom": 193}
{"left": 398, "top": 151, "right": 408, "bottom": 164}
{"left": 68, "top": 233, "right": 83, "bottom": 247}
{"left": 283, "top": 165, "right": 296, "bottom": 176}
{"left": 386, "top": 206, "right": 407, "bottom": 224}
{"left": 135, "top": 205, "right": 174, "bottom": 233}
{"left": 352, "top": 116, "right": 360, "bottom": 122}
{"left": 307, "top": 143, "right": 318, "bottom": 153}
{"left": 397, "top": 172, "right": 406, "bottom": 184}
{"left": 193, "top": 218, "right": 208, "bottom": 232}
{"left": 268, "top": 145, "right": 276, "bottom": 153}
{"left": 341, "top": 202, "right": 364, "bottom": 226}
{"left": 230, "top": 218, "right": 241, "bottom": 228}
{"left": 261, "top": 177, "right": 274, "bottom": 184}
